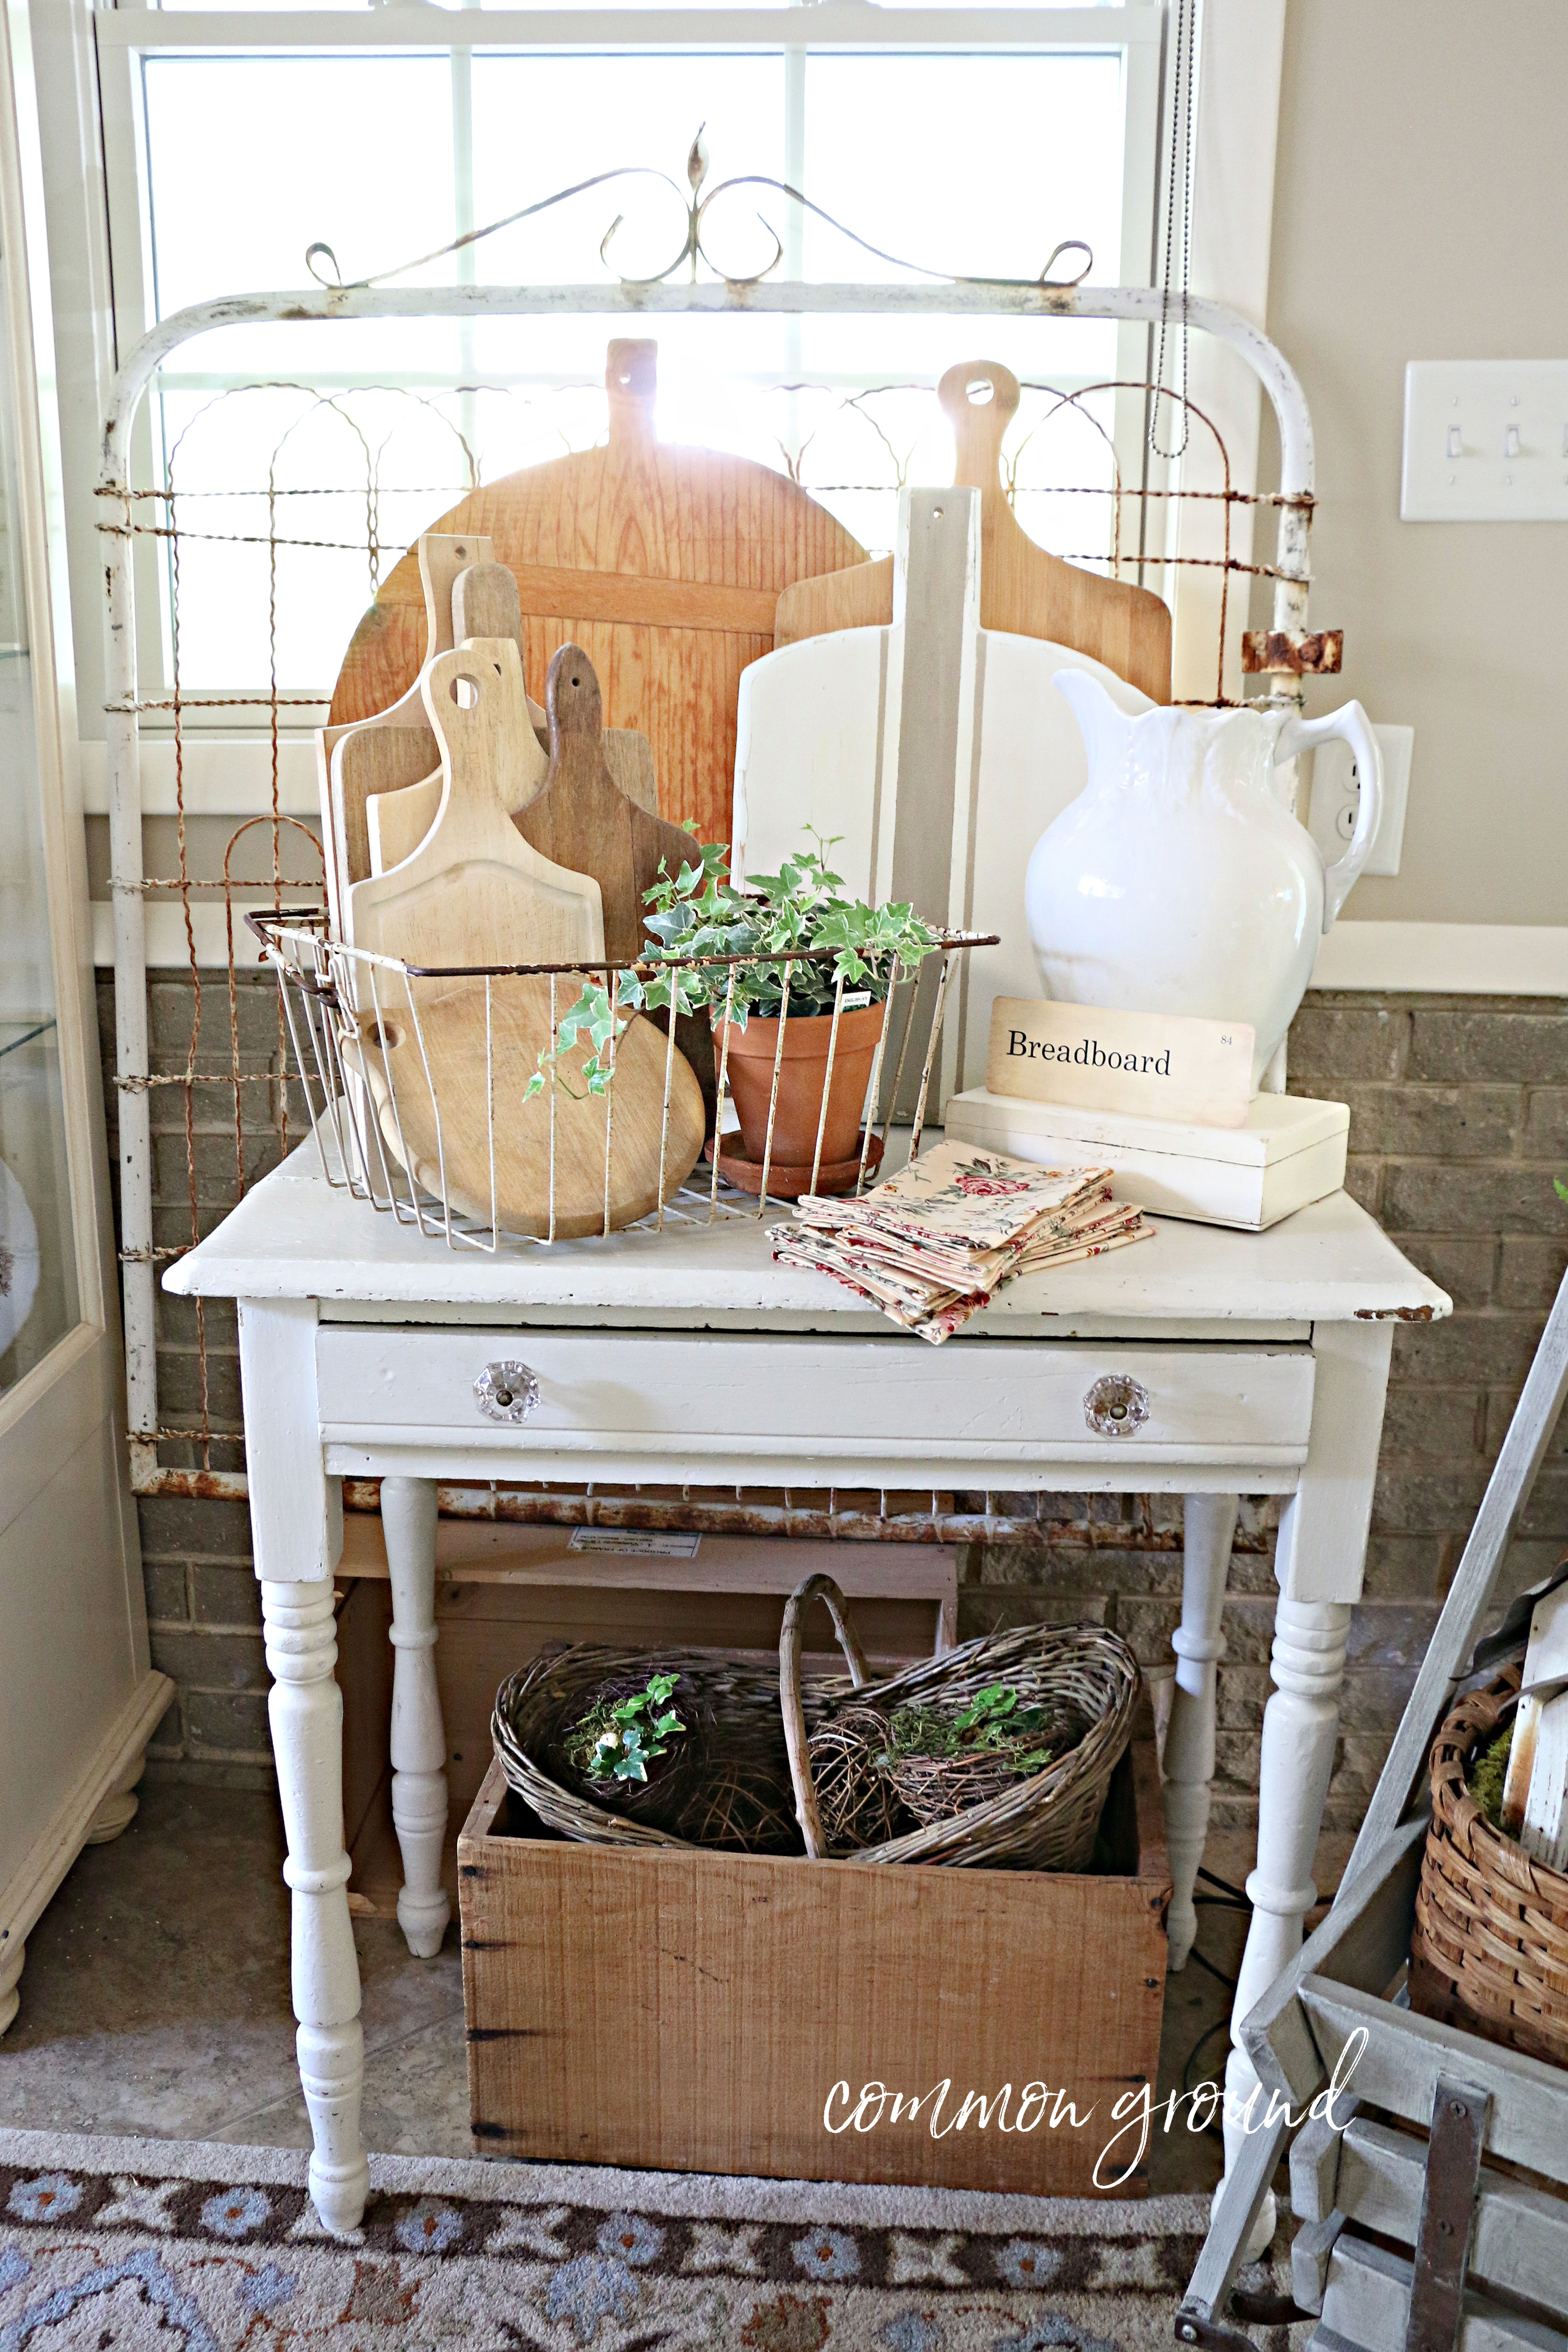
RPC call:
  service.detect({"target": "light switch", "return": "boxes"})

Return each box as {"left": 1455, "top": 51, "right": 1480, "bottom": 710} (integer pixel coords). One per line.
{"left": 1306, "top": 724, "right": 1413, "bottom": 881}
{"left": 1404, "top": 361, "right": 1568, "bottom": 519}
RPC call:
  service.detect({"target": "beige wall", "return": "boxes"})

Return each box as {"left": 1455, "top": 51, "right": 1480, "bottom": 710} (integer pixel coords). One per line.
{"left": 1260, "top": 0, "right": 1568, "bottom": 926}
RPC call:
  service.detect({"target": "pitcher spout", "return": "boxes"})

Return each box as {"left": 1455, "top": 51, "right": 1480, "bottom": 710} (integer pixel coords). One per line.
{"left": 1052, "top": 666, "right": 1140, "bottom": 775}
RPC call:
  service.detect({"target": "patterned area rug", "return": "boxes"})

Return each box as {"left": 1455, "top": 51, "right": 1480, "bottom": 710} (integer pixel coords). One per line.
{"left": 0, "top": 2129, "right": 1296, "bottom": 2349}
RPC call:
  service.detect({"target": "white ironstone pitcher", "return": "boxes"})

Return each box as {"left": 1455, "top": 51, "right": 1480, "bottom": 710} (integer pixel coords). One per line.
{"left": 1027, "top": 671, "right": 1382, "bottom": 1091}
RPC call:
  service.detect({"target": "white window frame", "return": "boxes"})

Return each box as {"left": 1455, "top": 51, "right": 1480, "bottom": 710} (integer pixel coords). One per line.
{"left": 24, "top": 0, "right": 1287, "bottom": 821}
{"left": 90, "top": 4, "right": 1166, "bottom": 717}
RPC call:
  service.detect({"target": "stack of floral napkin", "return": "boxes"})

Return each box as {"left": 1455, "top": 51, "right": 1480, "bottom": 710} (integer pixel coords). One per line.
{"left": 769, "top": 1140, "right": 1152, "bottom": 1344}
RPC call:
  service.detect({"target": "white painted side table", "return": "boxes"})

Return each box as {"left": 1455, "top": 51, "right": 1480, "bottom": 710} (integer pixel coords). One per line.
{"left": 166, "top": 1132, "right": 1448, "bottom": 2233}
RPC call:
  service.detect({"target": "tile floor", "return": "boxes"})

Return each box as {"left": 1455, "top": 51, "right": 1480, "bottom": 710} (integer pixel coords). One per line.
{"left": 0, "top": 1778, "right": 1275, "bottom": 2198}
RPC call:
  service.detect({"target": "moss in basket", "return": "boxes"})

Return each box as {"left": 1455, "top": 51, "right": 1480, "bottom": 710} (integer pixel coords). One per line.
{"left": 1468, "top": 1722, "right": 1513, "bottom": 1830}
{"left": 878, "top": 1683, "right": 1059, "bottom": 1779}
{"left": 562, "top": 1671, "right": 687, "bottom": 1786}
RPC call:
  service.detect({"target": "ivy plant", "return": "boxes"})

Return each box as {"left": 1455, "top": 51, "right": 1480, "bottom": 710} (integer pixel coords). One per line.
{"left": 525, "top": 826, "right": 936, "bottom": 1102}
{"left": 564, "top": 1671, "right": 687, "bottom": 1786}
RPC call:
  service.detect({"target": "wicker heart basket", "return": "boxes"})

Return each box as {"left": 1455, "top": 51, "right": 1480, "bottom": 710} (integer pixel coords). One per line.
{"left": 1409, "top": 1663, "right": 1568, "bottom": 2068}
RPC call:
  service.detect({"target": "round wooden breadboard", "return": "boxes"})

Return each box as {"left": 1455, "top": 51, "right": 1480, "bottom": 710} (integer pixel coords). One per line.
{"left": 326, "top": 339, "right": 867, "bottom": 845}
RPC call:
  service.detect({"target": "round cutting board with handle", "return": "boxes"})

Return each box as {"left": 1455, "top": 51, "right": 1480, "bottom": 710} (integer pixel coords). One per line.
{"left": 348, "top": 977, "right": 705, "bottom": 1240}
{"left": 328, "top": 339, "right": 868, "bottom": 846}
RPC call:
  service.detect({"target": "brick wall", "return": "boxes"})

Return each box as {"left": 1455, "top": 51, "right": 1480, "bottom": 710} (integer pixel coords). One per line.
{"left": 962, "top": 991, "right": 1568, "bottom": 1830}
{"left": 103, "top": 978, "right": 1568, "bottom": 1825}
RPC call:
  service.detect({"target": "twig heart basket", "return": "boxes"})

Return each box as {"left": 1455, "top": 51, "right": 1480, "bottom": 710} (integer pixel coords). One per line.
{"left": 1409, "top": 1664, "right": 1568, "bottom": 2069}
{"left": 492, "top": 1572, "right": 1141, "bottom": 1873}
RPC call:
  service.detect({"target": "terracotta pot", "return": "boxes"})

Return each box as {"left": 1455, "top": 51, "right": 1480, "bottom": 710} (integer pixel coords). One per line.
{"left": 717, "top": 1002, "right": 886, "bottom": 1168}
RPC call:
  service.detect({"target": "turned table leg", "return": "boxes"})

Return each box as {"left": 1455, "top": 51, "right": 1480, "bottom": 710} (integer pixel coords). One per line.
{"left": 382, "top": 1476, "right": 450, "bottom": 1958}
{"left": 1221, "top": 1600, "right": 1350, "bottom": 2224}
{"left": 1166, "top": 1495, "right": 1241, "bottom": 1975}
{"left": 264, "top": 1575, "right": 369, "bottom": 2235}
{"left": 1164, "top": 1493, "right": 1238, "bottom": 1973}
{"left": 1213, "top": 1320, "right": 1393, "bottom": 2260}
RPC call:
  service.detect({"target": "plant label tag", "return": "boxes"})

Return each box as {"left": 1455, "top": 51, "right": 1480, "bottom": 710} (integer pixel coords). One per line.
{"left": 985, "top": 998, "right": 1255, "bottom": 1129}
{"left": 568, "top": 1531, "right": 703, "bottom": 1559}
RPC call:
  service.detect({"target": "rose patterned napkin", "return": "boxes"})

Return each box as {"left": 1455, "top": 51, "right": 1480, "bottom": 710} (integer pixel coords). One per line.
{"left": 769, "top": 1140, "right": 1153, "bottom": 1343}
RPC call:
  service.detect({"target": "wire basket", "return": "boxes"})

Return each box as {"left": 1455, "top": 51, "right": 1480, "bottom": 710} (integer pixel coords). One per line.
{"left": 251, "top": 909, "right": 992, "bottom": 1250}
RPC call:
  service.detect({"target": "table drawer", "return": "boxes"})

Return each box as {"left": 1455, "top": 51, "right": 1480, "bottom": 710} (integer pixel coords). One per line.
{"left": 316, "top": 1327, "right": 1314, "bottom": 1480}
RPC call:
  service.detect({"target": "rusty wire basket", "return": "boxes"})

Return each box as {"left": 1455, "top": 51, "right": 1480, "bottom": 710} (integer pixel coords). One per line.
{"left": 252, "top": 908, "right": 991, "bottom": 1249}
{"left": 1409, "top": 1665, "right": 1568, "bottom": 2069}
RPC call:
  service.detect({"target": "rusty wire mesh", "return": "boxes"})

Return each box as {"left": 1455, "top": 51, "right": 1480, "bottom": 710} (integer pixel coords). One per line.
{"left": 110, "top": 364, "right": 1289, "bottom": 1512}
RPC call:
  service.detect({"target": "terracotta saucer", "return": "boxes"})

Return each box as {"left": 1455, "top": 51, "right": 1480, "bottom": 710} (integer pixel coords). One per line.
{"left": 702, "top": 1129, "right": 886, "bottom": 1200}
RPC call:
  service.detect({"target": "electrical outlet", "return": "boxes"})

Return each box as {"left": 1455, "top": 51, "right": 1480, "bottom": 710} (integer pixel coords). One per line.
{"left": 1305, "top": 723, "right": 1413, "bottom": 881}
{"left": 1403, "top": 360, "right": 1568, "bottom": 520}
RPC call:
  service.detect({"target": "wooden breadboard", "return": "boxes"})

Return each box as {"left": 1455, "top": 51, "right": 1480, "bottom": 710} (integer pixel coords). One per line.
{"left": 327, "top": 339, "right": 868, "bottom": 845}
{"left": 774, "top": 359, "right": 1172, "bottom": 708}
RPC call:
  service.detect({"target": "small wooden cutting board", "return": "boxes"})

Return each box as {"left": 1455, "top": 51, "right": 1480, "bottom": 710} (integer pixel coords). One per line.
{"left": 363, "top": 560, "right": 661, "bottom": 879}
{"left": 520, "top": 644, "right": 701, "bottom": 966}
{"left": 346, "top": 638, "right": 605, "bottom": 979}
{"left": 520, "top": 643, "right": 718, "bottom": 1133}
{"left": 320, "top": 532, "right": 490, "bottom": 935}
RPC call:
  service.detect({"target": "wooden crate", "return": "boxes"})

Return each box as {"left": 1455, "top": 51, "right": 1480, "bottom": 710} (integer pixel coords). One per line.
{"left": 456, "top": 1733, "right": 1170, "bottom": 2196}
{"left": 336, "top": 1537, "right": 956, "bottom": 1919}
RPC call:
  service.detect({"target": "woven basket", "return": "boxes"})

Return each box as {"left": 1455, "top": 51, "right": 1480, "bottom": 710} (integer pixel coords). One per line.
{"left": 1409, "top": 1664, "right": 1568, "bottom": 2068}
{"left": 883, "top": 1702, "right": 1087, "bottom": 1829}
{"left": 493, "top": 1642, "right": 804, "bottom": 1855}
{"left": 779, "top": 1580, "right": 1141, "bottom": 1871}
{"left": 493, "top": 1575, "right": 1141, "bottom": 1872}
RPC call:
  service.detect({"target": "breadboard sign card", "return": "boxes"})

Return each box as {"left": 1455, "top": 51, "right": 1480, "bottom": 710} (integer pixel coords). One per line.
{"left": 987, "top": 998, "right": 1254, "bottom": 1129}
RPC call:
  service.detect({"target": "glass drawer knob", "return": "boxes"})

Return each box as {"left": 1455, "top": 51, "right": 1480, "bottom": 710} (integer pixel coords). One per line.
{"left": 1084, "top": 1374, "right": 1150, "bottom": 1438}
{"left": 475, "top": 1360, "right": 540, "bottom": 1424}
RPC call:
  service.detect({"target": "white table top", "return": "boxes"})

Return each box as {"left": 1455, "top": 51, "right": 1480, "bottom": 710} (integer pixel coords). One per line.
{"left": 166, "top": 1124, "right": 1451, "bottom": 1343}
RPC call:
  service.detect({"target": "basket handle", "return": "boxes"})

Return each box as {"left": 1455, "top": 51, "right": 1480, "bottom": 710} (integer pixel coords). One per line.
{"left": 780, "top": 1573, "right": 871, "bottom": 1861}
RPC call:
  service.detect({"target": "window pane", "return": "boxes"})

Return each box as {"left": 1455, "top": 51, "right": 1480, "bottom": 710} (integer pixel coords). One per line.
{"left": 798, "top": 52, "right": 1123, "bottom": 375}
{"left": 133, "top": 45, "right": 1130, "bottom": 689}
{"left": 469, "top": 55, "right": 786, "bottom": 285}
{"left": 0, "top": 234, "right": 80, "bottom": 1388}
{"left": 143, "top": 57, "right": 457, "bottom": 318}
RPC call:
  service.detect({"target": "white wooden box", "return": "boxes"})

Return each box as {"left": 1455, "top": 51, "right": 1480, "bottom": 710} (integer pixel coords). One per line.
{"left": 943, "top": 1088, "right": 1349, "bottom": 1232}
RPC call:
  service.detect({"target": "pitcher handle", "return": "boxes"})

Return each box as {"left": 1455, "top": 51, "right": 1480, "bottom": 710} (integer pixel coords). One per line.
{"left": 1277, "top": 700, "right": 1383, "bottom": 932}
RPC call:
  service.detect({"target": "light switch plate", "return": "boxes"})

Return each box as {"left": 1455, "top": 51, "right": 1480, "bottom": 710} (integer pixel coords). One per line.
{"left": 1403, "top": 360, "right": 1568, "bottom": 520}
{"left": 1306, "top": 723, "right": 1412, "bottom": 881}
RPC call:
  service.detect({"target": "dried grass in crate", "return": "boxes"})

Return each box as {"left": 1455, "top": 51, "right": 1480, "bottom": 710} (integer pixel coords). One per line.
{"left": 1410, "top": 1664, "right": 1568, "bottom": 2069}
{"left": 883, "top": 1699, "right": 1089, "bottom": 1830}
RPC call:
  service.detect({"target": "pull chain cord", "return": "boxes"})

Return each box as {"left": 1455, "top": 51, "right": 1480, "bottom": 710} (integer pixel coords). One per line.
{"left": 1150, "top": 0, "right": 1196, "bottom": 461}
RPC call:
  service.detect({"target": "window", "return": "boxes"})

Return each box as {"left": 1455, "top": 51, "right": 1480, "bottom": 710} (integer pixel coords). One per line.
{"left": 95, "top": 4, "right": 1165, "bottom": 707}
